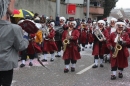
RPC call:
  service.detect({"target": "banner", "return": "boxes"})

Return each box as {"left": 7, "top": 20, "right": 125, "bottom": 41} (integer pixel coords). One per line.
{"left": 66, "top": 4, "right": 76, "bottom": 15}
{"left": 65, "top": 0, "right": 84, "bottom": 4}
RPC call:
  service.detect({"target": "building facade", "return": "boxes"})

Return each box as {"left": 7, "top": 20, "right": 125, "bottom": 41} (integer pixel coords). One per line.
{"left": 15, "top": 0, "right": 104, "bottom": 20}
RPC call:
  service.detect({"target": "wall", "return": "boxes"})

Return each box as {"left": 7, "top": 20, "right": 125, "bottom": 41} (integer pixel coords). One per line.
{"left": 15, "top": 0, "right": 86, "bottom": 19}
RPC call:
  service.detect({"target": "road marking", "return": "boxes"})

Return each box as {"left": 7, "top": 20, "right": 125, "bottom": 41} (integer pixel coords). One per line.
{"left": 12, "top": 80, "right": 16, "bottom": 83}
{"left": 11, "top": 80, "right": 17, "bottom": 86}
{"left": 76, "top": 64, "right": 94, "bottom": 74}
{"left": 80, "top": 53, "right": 92, "bottom": 56}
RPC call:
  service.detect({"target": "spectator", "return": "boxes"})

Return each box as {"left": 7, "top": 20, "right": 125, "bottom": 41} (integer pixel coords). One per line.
{"left": 0, "top": 0, "right": 29, "bottom": 86}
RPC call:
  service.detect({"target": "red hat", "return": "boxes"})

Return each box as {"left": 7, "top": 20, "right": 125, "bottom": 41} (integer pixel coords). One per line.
{"left": 117, "top": 18, "right": 124, "bottom": 22}
{"left": 69, "top": 17, "right": 74, "bottom": 21}
{"left": 103, "top": 18, "right": 107, "bottom": 21}
{"left": 87, "top": 20, "right": 92, "bottom": 23}
{"left": 125, "top": 19, "right": 129, "bottom": 23}
{"left": 87, "top": 18, "right": 92, "bottom": 23}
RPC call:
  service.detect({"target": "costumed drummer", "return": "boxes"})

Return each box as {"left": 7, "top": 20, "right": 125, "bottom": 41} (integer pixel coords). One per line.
{"left": 18, "top": 18, "right": 42, "bottom": 67}
{"left": 107, "top": 21, "right": 130, "bottom": 80}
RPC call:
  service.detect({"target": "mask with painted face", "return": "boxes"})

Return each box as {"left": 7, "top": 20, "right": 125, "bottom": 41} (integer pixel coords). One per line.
{"left": 117, "top": 24, "right": 124, "bottom": 34}
{"left": 98, "top": 23, "right": 104, "bottom": 29}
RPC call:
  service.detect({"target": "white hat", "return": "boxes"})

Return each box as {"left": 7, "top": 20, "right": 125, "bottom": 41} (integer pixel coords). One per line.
{"left": 35, "top": 23, "right": 42, "bottom": 30}
{"left": 98, "top": 20, "right": 106, "bottom": 26}
{"left": 17, "top": 20, "right": 24, "bottom": 24}
{"left": 115, "top": 22, "right": 126, "bottom": 29}
{"left": 81, "top": 22, "right": 86, "bottom": 24}
{"left": 71, "top": 21, "right": 77, "bottom": 28}
{"left": 50, "top": 22, "right": 55, "bottom": 28}
{"left": 60, "top": 17, "right": 66, "bottom": 23}
{"left": 93, "top": 22, "right": 97, "bottom": 24}
{"left": 34, "top": 17, "right": 40, "bottom": 20}
{"left": 115, "top": 22, "right": 126, "bottom": 26}
{"left": 46, "top": 16, "right": 49, "bottom": 20}
{"left": 110, "top": 18, "right": 117, "bottom": 22}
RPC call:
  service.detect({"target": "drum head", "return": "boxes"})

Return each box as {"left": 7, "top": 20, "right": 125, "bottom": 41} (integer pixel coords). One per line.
{"left": 19, "top": 20, "right": 39, "bottom": 34}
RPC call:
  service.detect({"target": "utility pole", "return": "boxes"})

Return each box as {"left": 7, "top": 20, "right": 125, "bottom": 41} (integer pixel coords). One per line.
{"left": 56, "top": 0, "right": 60, "bottom": 17}
{"left": 66, "top": 0, "right": 69, "bottom": 19}
{"left": 86, "top": 0, "right": 90, "bottom": 21}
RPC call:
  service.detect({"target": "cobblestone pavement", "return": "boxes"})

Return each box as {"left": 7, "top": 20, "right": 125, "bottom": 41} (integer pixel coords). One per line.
{"left": 12, "top": 47, "right": 130, "bottom": 86}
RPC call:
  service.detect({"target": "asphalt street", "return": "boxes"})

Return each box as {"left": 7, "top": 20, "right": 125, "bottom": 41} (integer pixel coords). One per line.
{"left": 12, "top": 46, "right": 130, "bottom": 86}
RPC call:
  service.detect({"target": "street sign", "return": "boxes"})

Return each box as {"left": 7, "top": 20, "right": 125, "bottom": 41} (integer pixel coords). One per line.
{"left": 66, "top": 4, "right": 76, "bottom": 15}
{"left": 65, "top": 0, "right": 84, "bottom": 4}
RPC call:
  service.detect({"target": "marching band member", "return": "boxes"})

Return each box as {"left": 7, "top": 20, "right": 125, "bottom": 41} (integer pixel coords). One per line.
{"left": 107, "top": 21, "right": 130, "bottom": 80}
{"left": 77, "top": 19, "right": 85, "bottom": 31}
{"left": 86, "top": 19, "right": 93, "bottom": 48}
{"left": 17, "top": 20, "right": 29, "bottom": 68}
{"left": 103, "top": 18, "right": 109, "bottom": 28}
{"left": 124, "top": 19, "right": 129, "bottom": 28}
{"left": 92, "top": 20, "right": 109, "bottom": 68}
{"left": 92, "top": 21, "right": 97, "bottom": 31}
{"left": 75, "top": 18, "right": 81, "bottom": 29}
{"left": 27, "top": 33, "right": 42, "bottom": 66}
{"left": 59, "top": 17, "right": 68, "bottom": 30}
{"left": 79, "top": 21, "right": 87, "bottom": 51}
{"left": 34, "top": 17, "right": 44, "bottom": 60}
{"left": 107, "top": 18, "right": 117, "bottom": 34}
{"left": 19, "top": 30, "right": 28, "bottom": 68}
{"left": 124, "top": 19, "right": 130, "bottom": 36}
{"left": 34, "top": 17, "right": 43, "bottom": 47}
{"left": 124, "top": 19, "right": 130, "bottom": 48}
{"left": 42, "top": 21, "right": 58, "bottom": 62}
{"left": 55, "top": 16, "right": 67, "bottom": 57}
{"left": 19, "top": 18, "right": 43, "bottom": 67}
{"left": 105, "top": 18, "right": 117, "bottom": 62}
{"left": 62, "top": 17, "right": 81, "bottom": 73}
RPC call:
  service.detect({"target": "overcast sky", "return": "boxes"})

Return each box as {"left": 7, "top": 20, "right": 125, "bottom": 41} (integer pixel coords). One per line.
{"left": 115, "top": 0, "right": 130, "bottom": 8}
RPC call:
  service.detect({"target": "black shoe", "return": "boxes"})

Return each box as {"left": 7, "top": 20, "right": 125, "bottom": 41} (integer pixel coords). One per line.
{"left": 104, "top": 57, "right": 107, "bottom": 63}
{"left": 108, "top": 60, "right": 110, "bottom": 63}
{"left": 92, "top": 64, "right": 98, "bottom": 68}
{"left": 29, "top": 62, "right": 33, "bottom": 66}
{"left": 50, "top": 58, "right": 54, "bottom": 62}
{"left": 118, "top": 73, "right": 123, "bottom": 78}
{"left": 100, "top": 64, "right": 104, "bottom": 67}
{"left": 71, "top": 67, "right": 75, "bottom": 72}
{"left": 18, "top": 59, "right": 21, "bottom": 62}
{"left": 57, "top": 55, "right": 61, "bottom": 57}
{"left": 42, "top": 59, "right": 47, "bottom": 62}
{"left": 111, "top": 75, "right": 116, "bottom": 80}
{"left": 64, "top": 68, "right": 69, "bottom": 73}
{"left": 55, "top": 55, "right": 58, "bottom": 57}
{"left": 55, "top": 55, "right": 61, "bottom": 57}
{"left": 20, "top": 64, "right": 25, "bottom": 68}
